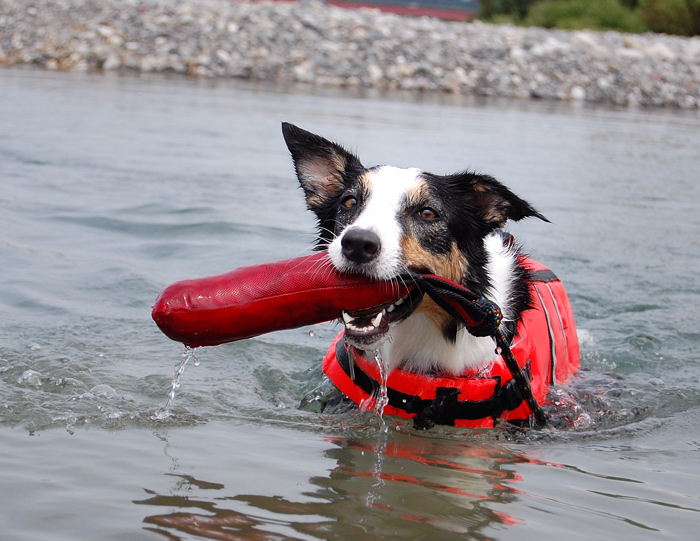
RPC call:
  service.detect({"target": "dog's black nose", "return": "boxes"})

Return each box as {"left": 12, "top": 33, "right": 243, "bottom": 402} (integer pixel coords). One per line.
{"left": 341, "top": 228, "right": 381, "bottom": 264}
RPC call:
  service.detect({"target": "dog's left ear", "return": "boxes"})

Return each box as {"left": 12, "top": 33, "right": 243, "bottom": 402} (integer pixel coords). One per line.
{"left": 281, "top": 122, "right": 364, "bottom": 213}
{"left": 468, "top": 173, "right": 549, "bottom": 228}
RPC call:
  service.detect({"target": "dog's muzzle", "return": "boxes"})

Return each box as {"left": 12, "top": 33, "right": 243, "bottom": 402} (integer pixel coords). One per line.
{"left": 340, "top": 285, "right": 424, "bottom": 347}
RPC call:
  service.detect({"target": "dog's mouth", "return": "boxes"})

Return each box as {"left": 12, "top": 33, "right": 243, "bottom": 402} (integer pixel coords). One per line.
{"left": 341, "top": 284, "right": 424, "bottom": 347}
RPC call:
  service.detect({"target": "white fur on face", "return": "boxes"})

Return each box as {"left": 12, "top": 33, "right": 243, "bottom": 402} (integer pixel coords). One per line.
{"left": 328, "top": 166, "right": 422, "bottom": 280}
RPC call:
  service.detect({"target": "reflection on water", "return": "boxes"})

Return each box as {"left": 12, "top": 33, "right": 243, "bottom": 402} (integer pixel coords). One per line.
{"left": 135, "top": 427, "right": 542, "bottom": 540}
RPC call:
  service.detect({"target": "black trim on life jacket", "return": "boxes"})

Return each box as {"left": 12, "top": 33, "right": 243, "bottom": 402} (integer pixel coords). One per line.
{"left": 335, "top": 338, "right": 531, "bottom": 430}
{"left": 530, "top": 269, "right": 559, "bottom": 283}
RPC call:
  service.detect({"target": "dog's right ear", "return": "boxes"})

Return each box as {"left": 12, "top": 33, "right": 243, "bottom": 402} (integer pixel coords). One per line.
{"left": 281, "top": 122, "right": 363, "bottom": 213}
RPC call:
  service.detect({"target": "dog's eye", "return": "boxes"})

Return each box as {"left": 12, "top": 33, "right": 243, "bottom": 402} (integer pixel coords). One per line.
{"left": 419, "top": 207, "right": 439, "bottom": 220}
{"left": 342, "top": 196, "right": 358, "bottom": 209}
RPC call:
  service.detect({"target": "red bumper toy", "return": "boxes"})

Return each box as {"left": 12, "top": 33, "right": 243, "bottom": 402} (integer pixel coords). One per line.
{"left": 151, "top": 252, "right": 412, "bottom": 347}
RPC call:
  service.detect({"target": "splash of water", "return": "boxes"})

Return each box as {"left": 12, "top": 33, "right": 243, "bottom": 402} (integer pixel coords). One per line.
{"left": 151, "top": 346, "right": 198, "bottom": 420}
{"left": 373, "top": 349, "right": 389, "bottom": 422}
{"left": 358, "top": 349, "right": 390, "bottom": 426}
{"left": 363, "top": 349, "right": 390, "bottom": 507}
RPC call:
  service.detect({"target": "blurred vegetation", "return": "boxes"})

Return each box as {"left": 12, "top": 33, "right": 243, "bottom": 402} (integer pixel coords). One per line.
{"left": 477, "top": 0, "right": 700, "bottom": 35}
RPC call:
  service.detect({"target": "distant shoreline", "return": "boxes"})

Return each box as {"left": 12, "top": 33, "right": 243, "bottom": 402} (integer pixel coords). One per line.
{"left": 1, "top": 0, "right": 698, "bottom": 109}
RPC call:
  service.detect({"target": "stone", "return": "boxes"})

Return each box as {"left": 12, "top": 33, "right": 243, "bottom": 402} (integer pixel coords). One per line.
{"left": 0, "top": 0, "right": 697, "bottom": 109}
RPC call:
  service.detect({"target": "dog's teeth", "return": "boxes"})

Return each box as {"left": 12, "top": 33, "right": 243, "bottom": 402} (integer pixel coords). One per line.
{"left": 387, "top": 304, "right": 395, "bottom": 313}
{"left": 342, "top": 312, "right": 355, "bottom": 324}
{"left": 394, "top": 297, "right": 405, "bottom": 306}
{"left": 371, "top": 312, "right": 383, "bottom": 327}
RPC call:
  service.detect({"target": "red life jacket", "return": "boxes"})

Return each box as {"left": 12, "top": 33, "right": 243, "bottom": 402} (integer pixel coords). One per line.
{"left": 322, "top": 258, "right": 580, "bottom": 428}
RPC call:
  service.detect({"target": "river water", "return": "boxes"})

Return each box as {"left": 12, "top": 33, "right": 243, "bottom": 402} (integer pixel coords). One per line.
{"left": 1, "top": 68, "right": 699, "bottom": 540}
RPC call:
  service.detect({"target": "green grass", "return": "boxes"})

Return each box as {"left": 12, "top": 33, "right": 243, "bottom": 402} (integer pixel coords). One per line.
{"left": 478, "top": 0, "right": 700, "bottom": 35}
{"left": 524, "top": 0, "right": 647, "bottom": 33}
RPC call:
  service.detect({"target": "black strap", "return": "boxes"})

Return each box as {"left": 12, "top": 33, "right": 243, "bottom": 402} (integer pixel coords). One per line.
{"left": 401, "top": 272, "right": 503, "bottom": 337}
{"left": 397, "top": 268, "right": 551, "bottom": 426}
{"left": 335, "top": 339, "right": 528, "bottom": 430}
{"left": 530, "top": 269, "right": 559, "bottom": 283}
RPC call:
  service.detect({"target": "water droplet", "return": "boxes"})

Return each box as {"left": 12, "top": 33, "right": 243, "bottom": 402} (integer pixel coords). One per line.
{"left": 18, "top": 369, "right": 42, "bottom": 387}
{"left": 308, "top": 330, "right": 315, "bottom": 337}
{"left": 151, "top": 409, "right": 171, "bottom": 421}
{"left": 89, "top": 384, "right": 118, "bottom": 399}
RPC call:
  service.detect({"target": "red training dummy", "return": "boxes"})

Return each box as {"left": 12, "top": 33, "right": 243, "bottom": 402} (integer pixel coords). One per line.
{"left": 152, "top": 252, "right": 412, "bottom": 347}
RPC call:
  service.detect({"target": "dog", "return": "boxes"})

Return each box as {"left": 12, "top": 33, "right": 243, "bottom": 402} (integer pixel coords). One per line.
{"left": 281, "top": 121, "right": 553, "bottom": 382}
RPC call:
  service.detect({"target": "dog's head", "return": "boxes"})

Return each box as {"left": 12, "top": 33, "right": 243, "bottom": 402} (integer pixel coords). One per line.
{"left": 282, "top": 122, "right": 546, "bottom": 349}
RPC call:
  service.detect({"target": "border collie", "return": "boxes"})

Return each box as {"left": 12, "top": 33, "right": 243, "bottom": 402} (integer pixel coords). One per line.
{"left": 281, "top": 122, "right": 548, "bottom": 377}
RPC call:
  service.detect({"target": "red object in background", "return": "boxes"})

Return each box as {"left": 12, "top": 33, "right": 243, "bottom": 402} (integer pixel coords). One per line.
{"left": 151, "top": 252, "right": 412, "bottom": 348}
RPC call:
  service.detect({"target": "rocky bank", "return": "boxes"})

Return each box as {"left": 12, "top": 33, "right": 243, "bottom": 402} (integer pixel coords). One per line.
{"left": 1, "top": 0, "right": 699, "bottom": 108}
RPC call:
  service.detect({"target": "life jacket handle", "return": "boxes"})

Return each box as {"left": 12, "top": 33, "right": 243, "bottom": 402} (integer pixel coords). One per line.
{"left": 401, "top": 272, "right": 503, "bottom": 337}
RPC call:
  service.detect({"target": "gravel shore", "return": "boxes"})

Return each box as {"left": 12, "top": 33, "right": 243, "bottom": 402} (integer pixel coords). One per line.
{"left": 2, "top": 0, "right": 699, "bottom": 108}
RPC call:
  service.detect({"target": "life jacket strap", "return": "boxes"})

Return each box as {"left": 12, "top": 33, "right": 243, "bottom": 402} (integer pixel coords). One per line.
{"left": 335, "top": 338, "right": 530, "bottom": 430}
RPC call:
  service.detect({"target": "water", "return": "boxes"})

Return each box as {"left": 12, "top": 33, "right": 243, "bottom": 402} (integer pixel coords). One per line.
{"left": 357, "top": 349, "right": 390, "bottom": 422}
{"left": 372, "top": 349, "right": 389, "bottom": 422}
{"left": 153, "top": 346, "right": 200, "bottom": 421}
{"left": 1, "top": 67, "right": 700, "bottom": 540}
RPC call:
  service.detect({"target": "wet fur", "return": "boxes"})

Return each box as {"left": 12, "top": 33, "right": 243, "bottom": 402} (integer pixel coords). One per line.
{"left": 282, "top": 122, "right": 548, "bottom": 376}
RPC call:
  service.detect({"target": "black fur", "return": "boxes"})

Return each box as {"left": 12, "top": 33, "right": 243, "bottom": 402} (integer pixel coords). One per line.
{"left": 282, "top": 122, "right": 366, "bottom": 248}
